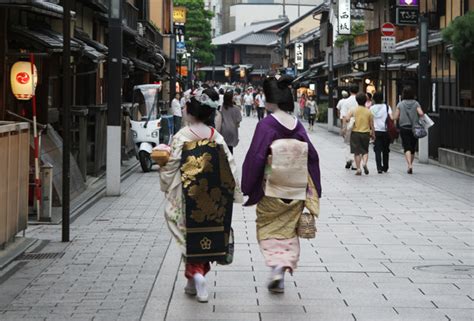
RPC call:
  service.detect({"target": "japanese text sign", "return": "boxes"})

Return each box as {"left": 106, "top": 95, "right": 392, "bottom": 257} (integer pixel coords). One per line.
{"left": 295, "top": 42, "right": 304, "bottom": 70}
{"left": 173, "top": 7, "right": 187, "bottom": 24}
{"left": 338, "top": 0, "right": 351, "bottom": 35}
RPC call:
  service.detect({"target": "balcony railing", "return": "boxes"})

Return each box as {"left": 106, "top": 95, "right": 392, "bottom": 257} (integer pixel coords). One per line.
{"left": 123, "top": 2, "right": 139, "bottom": 32}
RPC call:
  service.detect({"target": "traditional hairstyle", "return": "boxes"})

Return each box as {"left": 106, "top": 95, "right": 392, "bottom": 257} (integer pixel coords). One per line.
{"left": 263, "top": 75, "right": 294, "bottom": 112}
{"left": 186, "top": 88, "right": 219, "bottom": 123}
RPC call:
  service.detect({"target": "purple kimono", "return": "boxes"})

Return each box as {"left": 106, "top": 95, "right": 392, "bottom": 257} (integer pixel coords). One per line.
{"left": 242, "top": 115, "right": 322, "bottom": 206}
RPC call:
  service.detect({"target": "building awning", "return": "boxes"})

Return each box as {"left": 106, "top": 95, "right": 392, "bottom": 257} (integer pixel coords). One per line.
{"left": 249, "top": 69, "right": 268, "bottom": 76}
{"left": 197, "top": 66, "right": 226, "bottom": 72}
{"left": 406, "top": 62, "right": 419, "bottom": 71}
{"left": 0, "top": 0, "right": 75, "bottom": 18}
{"left": 293, "top": 69, "right": 311, "bottom": 83}
{"left": 73, "top": 38, "right": 105, "bottom": 63}
{"left": 75, "top": 29, "right": 108, "bottom": 53}
{"left": 130, "top": 57, "right": 155, "bottom": 72}
{"left": 353, "top": 56, "right": 383, "bottom": 64}
{"left": 380, "top": 60, "right": 408, "bottom": 70}
{"left": 339, "top": 71, "right": 371, "bottom": 80}
{"left": 396, "top": 31, "right": 443, "bottom": 52}
{"left": 10, "top": 26, "right": 82, "bottom": 53}
{"left": 310, "top": 61, "right": 327, "bottom": 70}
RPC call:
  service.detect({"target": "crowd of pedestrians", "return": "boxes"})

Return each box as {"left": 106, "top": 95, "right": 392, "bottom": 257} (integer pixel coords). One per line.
{"left": 337, "top": 84, "right": 425, "bottom": 175}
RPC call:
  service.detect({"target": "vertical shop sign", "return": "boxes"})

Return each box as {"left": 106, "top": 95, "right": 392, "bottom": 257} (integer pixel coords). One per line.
{"left": 295, "top": 42, "right": 304, "bottom": 70}
{"left": 338, "top": 0, "right": 351, "bottom": 35}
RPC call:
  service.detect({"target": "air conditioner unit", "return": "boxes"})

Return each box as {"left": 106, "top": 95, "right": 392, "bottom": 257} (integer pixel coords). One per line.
{"left": 137, "top": 23, "right": 145, "bottom": 36}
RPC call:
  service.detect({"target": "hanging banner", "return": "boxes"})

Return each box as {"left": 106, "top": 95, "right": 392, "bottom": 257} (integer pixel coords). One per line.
{"left": 338, "top": 0, "right": 351, "bottom": 35}
{"left": 295, "top": 42, "right": 304, "bottom": 70}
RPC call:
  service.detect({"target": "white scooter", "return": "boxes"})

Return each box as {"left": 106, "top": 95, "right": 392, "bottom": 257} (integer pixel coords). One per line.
{"left": 129, "top": 84, "right": 173, "bottom": 172}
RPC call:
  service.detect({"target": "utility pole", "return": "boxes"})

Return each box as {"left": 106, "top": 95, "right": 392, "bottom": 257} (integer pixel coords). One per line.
{"left": 418, "top": 13, "right": 430, "bottom": 164}
{"left": 106, "top": 0, "right": 123, "bottom": 196}
{"left": 62, "top": 0, "right": 71, "bottom": 242}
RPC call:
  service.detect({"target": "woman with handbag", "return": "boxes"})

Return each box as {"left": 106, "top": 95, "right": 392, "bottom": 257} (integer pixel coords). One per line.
{"left": 242, "top": 75, "right": 322, "bottom": 294}
{"left": 393, "top": 86, "right": 425, "bottom": 174}
{"left": 160, "top": 88, "right": 242, "bottom": 303}
{"left": 370, "top": 92, "right": 393, "bottom": 173}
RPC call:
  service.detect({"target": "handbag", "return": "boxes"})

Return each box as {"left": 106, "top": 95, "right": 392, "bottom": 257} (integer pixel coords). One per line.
{"left": 385, "top": 104, "right": 399, "bottom": 142}
{"left": 297, "top": 176, "right": 319, "bottom": 239}
{"left": 297, "top": 212, "right": 316, "bottom": 239}
{"left": 403, "top": 106, "right": 427, "bottom": 139}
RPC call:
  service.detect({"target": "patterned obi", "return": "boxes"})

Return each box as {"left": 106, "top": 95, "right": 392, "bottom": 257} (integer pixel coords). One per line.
{"left": 180, "top": 139, "right": 235, "bottom": 263}
{"left": 264, "top": 139, "right": 308, "bottom": 200}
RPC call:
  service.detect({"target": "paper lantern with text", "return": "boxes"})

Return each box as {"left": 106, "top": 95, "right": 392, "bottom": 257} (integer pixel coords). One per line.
{"left": 10, "top": 61, "right": 38, "bottom": 100}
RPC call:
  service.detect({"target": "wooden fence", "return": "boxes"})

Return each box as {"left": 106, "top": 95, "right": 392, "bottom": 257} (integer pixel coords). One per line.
{"left": 0, "top": 122, "right": 29, "bottom": 248}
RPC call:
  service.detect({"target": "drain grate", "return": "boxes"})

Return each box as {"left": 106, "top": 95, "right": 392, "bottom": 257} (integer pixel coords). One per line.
{"left": 413, "top": 265, "right": 474, "bottom": 276}
{"left": 16, "top": 252, "right": 65, "bottom": 261}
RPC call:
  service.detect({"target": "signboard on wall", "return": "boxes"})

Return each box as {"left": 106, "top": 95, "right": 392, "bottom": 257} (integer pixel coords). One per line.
{"left": 295, "top": 43, "right": 304, "bottom": 70}
{"left": 396, "top": 7, "right": 419, "bottom": 25}
{"left": 173, "top": 7, "right": 187, "bottom": 24}
{"left": 338, "top": 0, "right": 351, "bottom": 35}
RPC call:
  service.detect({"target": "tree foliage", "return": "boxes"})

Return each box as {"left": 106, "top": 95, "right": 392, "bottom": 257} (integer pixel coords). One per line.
{"left": 174, "top": 0, "right": 215, "bottom": 65}
{"left": 334, "top": 22, "right": 365, "bottom": 48}
{"left": 442, "top": 11, "right": 474, "bottom": 62}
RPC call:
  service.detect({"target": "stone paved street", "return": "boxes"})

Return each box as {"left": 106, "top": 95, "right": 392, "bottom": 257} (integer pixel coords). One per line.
{"left": 1, "top": 116, "right": 473, "bottom": 321}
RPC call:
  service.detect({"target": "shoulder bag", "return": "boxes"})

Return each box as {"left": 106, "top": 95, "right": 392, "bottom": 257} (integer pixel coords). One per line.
{"left": 385, "top": 104, "right": 399, "bottom": 142}
{"left": 403, "top": 106, "right": 427, "bottom": 139}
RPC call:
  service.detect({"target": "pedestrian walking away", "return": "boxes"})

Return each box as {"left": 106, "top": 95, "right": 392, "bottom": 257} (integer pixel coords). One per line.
{"left": 306, "top": 95, "right": 318, "bottom": 131}
{"left": 171, "top": 93, "right": 183, "bottom": 132}
{"left": 339, "top": 85, "right": 359, "bottom": 169}
{"left": 393, "top": 86, "right": 425, "bottom": 174}
{"left": 159, "top": 88, "right": 242, "bottom": 303}
{"left": 370, "top": 91, "right": 392, "bottom": 173}
{"left": 243, "top": 88, "right": 254, "bottom": 117}
{"left": 220, "top": 90, "right": 242, "bottom": 154}
{"left": 298, "top": 93, "right": 307, "bottom": 120}
{"left": 242, "top": 75, "right": 322, "bottom": 294}
{"left": 255, "top": 90, "right": 266, "bottom": 121}
{"left": 345, "top": 92, "right": 375, "bottom": 176}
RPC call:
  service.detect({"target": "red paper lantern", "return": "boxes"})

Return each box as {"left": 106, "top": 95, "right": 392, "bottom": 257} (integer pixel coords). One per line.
{"left": 10, "top": 61, "right": 38, "bottom": 100}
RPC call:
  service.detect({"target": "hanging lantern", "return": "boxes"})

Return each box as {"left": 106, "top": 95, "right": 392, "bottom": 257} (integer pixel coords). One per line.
{"left": 10, "top": 61, "right": 38, "bottom": 100}
{"left": 240, "top": 67, "right": 246, "bottom": 78}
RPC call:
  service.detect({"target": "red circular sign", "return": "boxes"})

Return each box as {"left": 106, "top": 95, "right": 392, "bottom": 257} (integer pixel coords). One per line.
{"left": 16, "top": 72, "right": 30, "bottom": 85}
{"left": 381, "top": 22, "right": 396, "bottom": 36}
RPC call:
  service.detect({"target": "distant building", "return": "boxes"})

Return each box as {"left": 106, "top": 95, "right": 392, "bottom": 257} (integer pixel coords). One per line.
{"left": 202, "top": 18, "right": 288, "bottom": 83}
{"left": 205, "top": 0, "right": 223, "bottom": 37}
{"left": 223, "top": 0, "right": 322, "bottom": 34}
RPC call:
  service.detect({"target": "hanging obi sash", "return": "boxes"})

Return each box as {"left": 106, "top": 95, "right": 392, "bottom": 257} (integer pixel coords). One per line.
{"left": 180, "top": 139, "right": 235, "bottom": 263}
{"left": 264, "top": 139, "right": 308, "bottom": 200}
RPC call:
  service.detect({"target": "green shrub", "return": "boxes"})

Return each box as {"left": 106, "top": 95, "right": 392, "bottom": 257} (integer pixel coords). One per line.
{"left": 317, "top": 102, "right": 328, "bottom": 123}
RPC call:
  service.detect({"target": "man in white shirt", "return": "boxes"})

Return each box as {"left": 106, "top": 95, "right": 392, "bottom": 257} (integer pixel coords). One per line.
{"left": 336, "top": 90, "right": 349, "bottom": 118}
{"left": 340, "top": 85, "right": 359, "bottom": 169}
{"left": 243, "top": 89, "right": 254, "bottom": 117}
{"left": 171, "top": 93, "right": 183, "bottom": 132}
{"left": 255, "top": 91, "right": 266, "bottom": 121}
